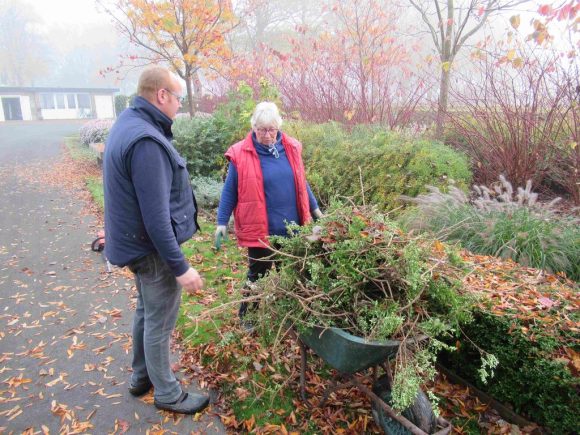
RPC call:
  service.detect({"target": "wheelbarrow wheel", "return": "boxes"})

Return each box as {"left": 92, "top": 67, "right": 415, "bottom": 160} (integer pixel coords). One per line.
{"left": 371, "top": 374, "right": 436, "bottom": 434}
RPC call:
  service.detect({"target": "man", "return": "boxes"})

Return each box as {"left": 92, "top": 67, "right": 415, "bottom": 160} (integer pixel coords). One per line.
{"left": 103, "top": 65, "right": 209, "bottom": 414}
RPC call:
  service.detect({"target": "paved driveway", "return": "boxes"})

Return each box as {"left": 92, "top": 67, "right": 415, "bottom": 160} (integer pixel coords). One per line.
{"left": 0, "top": 120, "right": 223, "bottom": 434}
{"left": 0, "top": 120, "right": 85, "bottom": 165}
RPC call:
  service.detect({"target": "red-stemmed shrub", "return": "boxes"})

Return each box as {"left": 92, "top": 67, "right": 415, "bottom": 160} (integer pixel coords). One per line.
{"left": 446, "top": 44, "right": 576, "bottom": 200}
{"left": 221, "top": 0, "right": 432, "bottom": 129}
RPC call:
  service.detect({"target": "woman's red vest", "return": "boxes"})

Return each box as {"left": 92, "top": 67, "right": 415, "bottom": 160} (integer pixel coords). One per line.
{"left": 225, "top": 132, "right": 312, "bottom": 247}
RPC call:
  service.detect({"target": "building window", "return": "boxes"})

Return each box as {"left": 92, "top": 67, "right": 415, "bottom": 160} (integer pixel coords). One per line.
{"left": 77, "top": 94, "right": 91, "bottom": 109}
{"left": 40, "top": 93, "right": 55, "bottom": 109}
{"left": 56, "top": 94, "right": 66, "bottom": 109}
{"left": 67, "top": 94, "right": 76, "bottom": 109}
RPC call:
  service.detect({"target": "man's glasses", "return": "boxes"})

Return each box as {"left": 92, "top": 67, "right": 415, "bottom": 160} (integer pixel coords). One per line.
{"left": 256, "top": 127, "right": 278, "bottom": 135}
{"left": 162, "top": 88, "right": 185, "bottom": 104}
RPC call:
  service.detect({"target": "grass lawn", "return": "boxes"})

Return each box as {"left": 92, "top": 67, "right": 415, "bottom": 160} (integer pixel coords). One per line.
{"left": 64, "top": 135, "right": 95, "bottom": 161}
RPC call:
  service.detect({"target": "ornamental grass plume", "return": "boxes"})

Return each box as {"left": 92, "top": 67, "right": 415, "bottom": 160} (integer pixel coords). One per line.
{"left": 400, "top": 177, "right": 579, "bottom": 280}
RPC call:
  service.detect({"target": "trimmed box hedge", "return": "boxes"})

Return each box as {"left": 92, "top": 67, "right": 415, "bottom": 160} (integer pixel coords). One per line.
{"left": 439, "top": 255, "right": 579, "bottom": 433}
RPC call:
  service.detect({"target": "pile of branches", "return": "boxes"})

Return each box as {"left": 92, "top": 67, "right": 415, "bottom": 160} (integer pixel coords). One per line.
{"left": 251, "top": 205, "right": 482, "bottom": 410}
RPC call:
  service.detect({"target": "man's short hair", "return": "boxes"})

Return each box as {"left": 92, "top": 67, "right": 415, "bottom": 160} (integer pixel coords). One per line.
{"left": 137, "top": 66, "right": 171, "bottom": 99}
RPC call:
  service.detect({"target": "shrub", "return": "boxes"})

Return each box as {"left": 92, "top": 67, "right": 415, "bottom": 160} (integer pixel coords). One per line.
{"left": 401, "top": 176, "right": 580, "bottom": 280}
{"left": 114, "top": 94, "right": 130, "bottom": 116}
{"left": 173, "top": 80, "right": 280, "bottom": 179}
{"left": 79, "top": 119, "right": 114, "bottom": 147}
{"left": 283, "top": 120, "right": 347, "bottom": 157}
{"left": 446, "top": 42, "right": 577, "bottom": 197}
{"left": 172, "top": 87, "right": 471, "bottom": 212}
{"left": 173, "top": 116, "right": 233, "bottom": 178}
{"left": 284, "top": 121, "right": 472, "bottom": 211}
{"left": 547, "top": 79, "right": 579, "bottom": 204}
{"left": 264, "top": 1, "right": 428, "bottom": 127}
{"left": 191, "top": 176, "right": 223, "bottom": 209}
{"left": 212, "top": 80, "right": 281, "bottom": 142}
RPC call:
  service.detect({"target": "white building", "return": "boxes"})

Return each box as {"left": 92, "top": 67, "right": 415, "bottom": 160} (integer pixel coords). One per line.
{"left": 0, "top": 87, "right": 119, "bottom": 122}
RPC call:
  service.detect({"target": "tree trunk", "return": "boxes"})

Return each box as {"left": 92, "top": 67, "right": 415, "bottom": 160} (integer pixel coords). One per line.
{"left": 435, "top": 0, "right": 455, "bottom": 139}
{"left": 184, "top": 68, "right": 202, "bottom": 117}
{"left": 184, "top": 69, "right": 195, "bottom": 117}
{"left": 436, "top": 66, "right": 450, "bottom": 139}
{"left": 192, "top": 73, "right": 202, "bottom": 112}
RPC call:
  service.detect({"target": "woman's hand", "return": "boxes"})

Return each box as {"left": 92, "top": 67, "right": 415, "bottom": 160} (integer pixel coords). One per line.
{"left": 214, "top": 225, "right": 227, "bottom": 249}
{"left": 312, "top": 208, "right": 323, "bottom": 220}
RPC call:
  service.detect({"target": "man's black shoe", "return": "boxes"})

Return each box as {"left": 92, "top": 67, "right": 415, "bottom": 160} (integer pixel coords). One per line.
{"left": 128, "top": 379, "right": 153, "bottom": 396}
{"left": 154, "top": 391, "right": 210, "bottom": 414}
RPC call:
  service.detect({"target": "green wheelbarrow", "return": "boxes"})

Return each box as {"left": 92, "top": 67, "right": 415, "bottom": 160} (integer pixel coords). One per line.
{"left": 296, "top": 326, "right": 452, "bottom": 435}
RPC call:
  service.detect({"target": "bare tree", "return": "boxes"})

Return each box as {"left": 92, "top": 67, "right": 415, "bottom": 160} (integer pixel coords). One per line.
{"left": 0, "top": 0, "right": 50, "bottom": 86}
{"left": 232, "top": 0, "right": 326, "bottom": 53}
{"left": 407, "top": 0, "right": 529, "bottom": 137}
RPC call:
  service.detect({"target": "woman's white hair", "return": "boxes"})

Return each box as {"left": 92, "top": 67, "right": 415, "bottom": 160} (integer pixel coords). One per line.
{"left": 251, "top": 101, "right": 283, "bottom": 129}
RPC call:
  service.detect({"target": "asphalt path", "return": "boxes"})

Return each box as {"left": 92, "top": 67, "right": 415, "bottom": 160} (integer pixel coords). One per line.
{"left": 0, "top": 121, "right": 223, "bottom": 434}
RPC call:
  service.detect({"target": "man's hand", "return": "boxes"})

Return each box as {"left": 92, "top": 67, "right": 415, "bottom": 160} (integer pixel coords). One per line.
{"left": 176, "top": 267, "right": 204, "bottom": 295}
{"left": 214, "top": 225, "right": 227, "bottom": 249}
{"left": 312, "top": 208, "right": 323, "bottom": 220}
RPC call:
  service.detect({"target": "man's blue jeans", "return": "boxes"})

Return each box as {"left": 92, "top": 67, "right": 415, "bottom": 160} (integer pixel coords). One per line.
{"left": 129, "top": 252, "right": 182, "bottom": 403}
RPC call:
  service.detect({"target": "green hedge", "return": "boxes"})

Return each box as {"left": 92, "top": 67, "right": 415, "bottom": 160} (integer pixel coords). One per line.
{"left": 172, "top": 80, "right": 471, "bottom": 206}
{"left": 172, "top": 116, "right": 472, "bottom": 211}
{"left": 284, "top": 121, "right": 472, "bottom": 211}
{"left": 172, "top": 116, "right": 235, "bottom": 179}
{"left": 440, "top": 311, "right": 579, "bottom": 433}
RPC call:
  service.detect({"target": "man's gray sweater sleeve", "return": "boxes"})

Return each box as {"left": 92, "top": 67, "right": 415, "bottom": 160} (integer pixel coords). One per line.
{"left": 130, "top": 139, "right": 189, "bottom": 276}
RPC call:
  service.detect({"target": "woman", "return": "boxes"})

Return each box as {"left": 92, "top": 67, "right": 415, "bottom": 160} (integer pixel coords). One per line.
{"left": 215, "top": 101, "right": 322, "bottom": 326}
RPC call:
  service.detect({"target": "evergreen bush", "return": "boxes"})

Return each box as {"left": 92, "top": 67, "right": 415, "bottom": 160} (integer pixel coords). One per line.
{"left": 173, "top": 116, "right": 233, "bottom": 178}
{"left": 284, "top": 121, "right": 472, "bottom": 211}
{"left": 172, "top": 82, "right": 470, "bottom": 212}
{"left": 440, "top": 310, "right": 579, "bottom": 433}
{"left": 114, "top": 94, "right": 130, "bottom": 117}
{"left": 191, "top": 176, "right": 223, "bottom": 209}
{"left": 173, "top": 80, "right": 281, "bottom": 179}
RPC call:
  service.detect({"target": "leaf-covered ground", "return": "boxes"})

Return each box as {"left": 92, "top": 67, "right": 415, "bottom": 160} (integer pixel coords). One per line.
{"left": 15, "top": 136, "right": 575, "bottom": 434}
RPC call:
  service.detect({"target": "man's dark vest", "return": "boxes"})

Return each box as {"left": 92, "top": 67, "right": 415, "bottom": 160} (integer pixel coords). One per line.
{"left": 103, "top": 98, "right": 198, "bottom": 267}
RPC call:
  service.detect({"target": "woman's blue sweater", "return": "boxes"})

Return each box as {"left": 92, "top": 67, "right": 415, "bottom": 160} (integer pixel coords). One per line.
{"left": 217, "top": 133, "right": 318, "bottom": 236}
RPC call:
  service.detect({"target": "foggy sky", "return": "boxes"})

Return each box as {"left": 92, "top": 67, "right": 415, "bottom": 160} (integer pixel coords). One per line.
{"left": 3, "top": 0, "right": 573, "bottom": 95}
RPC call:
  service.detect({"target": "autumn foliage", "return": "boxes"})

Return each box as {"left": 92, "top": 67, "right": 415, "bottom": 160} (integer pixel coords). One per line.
{"left": 99, "top": 0, "right": 236, "bottom": 115}
{"left": 529, "top": 1, "right": 579, "bottom": 45}
{"left": 275, "top": 0, "right": 426, "bottom": 126}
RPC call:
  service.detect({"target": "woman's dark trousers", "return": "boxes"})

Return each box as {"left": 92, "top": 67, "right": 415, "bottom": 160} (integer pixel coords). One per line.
{"left": 238, "top": 247, "right": 275, "bottom": 318}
